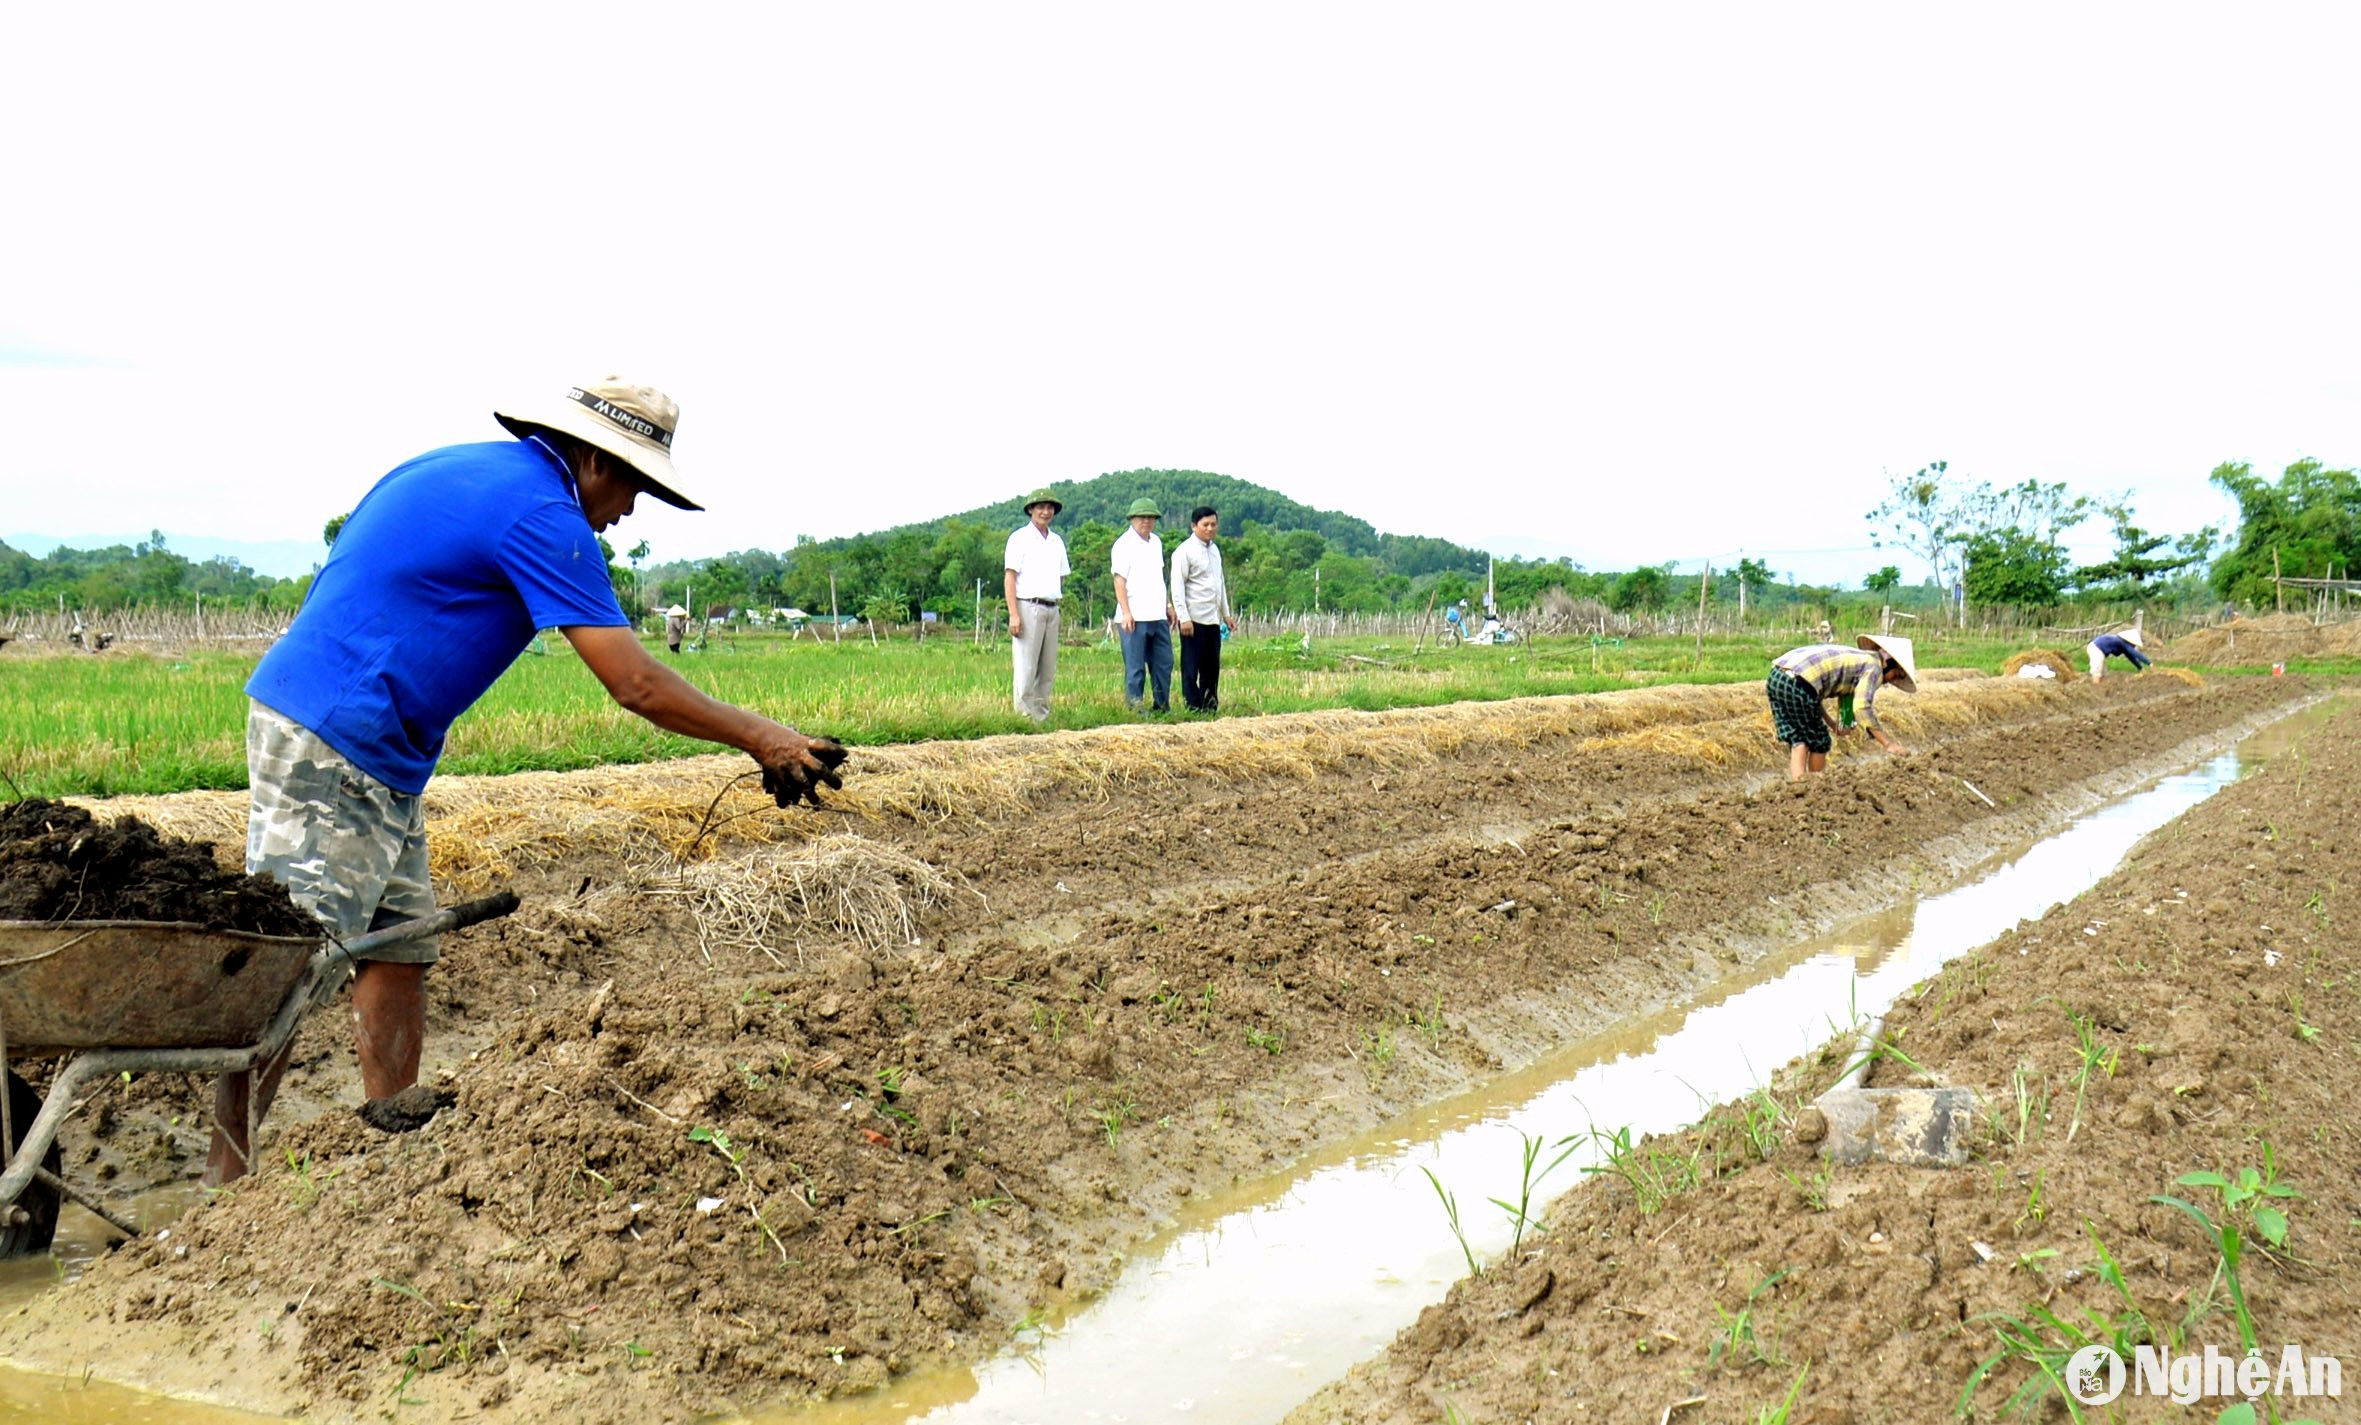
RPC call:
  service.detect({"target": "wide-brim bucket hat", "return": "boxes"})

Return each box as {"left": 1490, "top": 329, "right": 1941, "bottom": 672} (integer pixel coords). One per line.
{"left": 1023, "top": 488, "right": 1063, "bottom": 514}
{"left": 1126, "top": 497, "right": 1162, "bottom": 519}
{"left": 496, "top": 377, "right": 701, "bottom": 511}
{"left": 1856, "top": 634, "right": 1919, "bottom": 693}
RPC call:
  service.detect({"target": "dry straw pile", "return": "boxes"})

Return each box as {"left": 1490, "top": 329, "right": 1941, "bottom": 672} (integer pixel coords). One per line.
{"left": 2000, "top": 649, "right": 2080, "bottom": 681}
{"left": 637, "top": 833, "right": 958, "bottom": 964}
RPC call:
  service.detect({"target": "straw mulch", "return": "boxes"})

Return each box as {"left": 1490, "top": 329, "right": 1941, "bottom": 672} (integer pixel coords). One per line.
{"left": 636, "top": 832, "right": 959, "bottom": 964}
{"left": 68, "top": 674, "right": 2092, "bottom": 892}
{"left": 1999, "top": 649, "right": 2079, "bottom": 681}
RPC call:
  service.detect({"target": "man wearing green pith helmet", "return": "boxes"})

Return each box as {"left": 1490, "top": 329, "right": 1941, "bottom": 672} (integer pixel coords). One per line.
{"left": 1111, "top": 497, "right": 1175, "bottom": 712}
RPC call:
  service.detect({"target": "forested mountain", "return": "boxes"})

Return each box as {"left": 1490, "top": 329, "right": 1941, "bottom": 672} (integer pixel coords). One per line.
{"left": 637, "top": 468, "right": 1539, "bottom": 622}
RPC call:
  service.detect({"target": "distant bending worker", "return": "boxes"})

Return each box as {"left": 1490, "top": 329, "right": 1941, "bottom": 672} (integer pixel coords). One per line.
{"left": 214, "top": 377, "right": 849, "bottom": 1186}
{"left": 1766, "top": 635, "right": 1918, "bottom": 780}
{"left": 2085, "top": 629, "right": 2150, "bottom": 681}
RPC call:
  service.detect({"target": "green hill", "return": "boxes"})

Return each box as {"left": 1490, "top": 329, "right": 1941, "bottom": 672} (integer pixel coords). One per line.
{"left": 842, "top": 468, "right": 1491, "bottom": 578}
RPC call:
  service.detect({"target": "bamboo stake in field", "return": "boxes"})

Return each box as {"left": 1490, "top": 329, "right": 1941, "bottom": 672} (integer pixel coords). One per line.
{"left": 1692, "top": 562, "right": 1711, "bottom": 670}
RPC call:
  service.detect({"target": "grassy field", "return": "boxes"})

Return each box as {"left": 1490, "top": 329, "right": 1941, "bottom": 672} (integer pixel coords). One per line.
{"left": 0, "top": 628, "right": 2319, "bottom": 799}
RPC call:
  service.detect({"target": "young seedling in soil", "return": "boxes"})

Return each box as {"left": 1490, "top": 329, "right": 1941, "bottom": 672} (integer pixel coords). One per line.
{"left": 1095, "top": 1095, "right": 1136, "bottom": 1150}
{"left": 1362, "top": 1021, "right": 1399, "bottom": 1084}
{"left": 688, "top": 1126, "right": 793, "bottom": 1264}
{"left": 1569, "top": 1124, "right": 1712, "bottom": 1216}
{"left": 1736, "top": 1083, "right": 1787, "bottom": 1162}
{"left": 1418, "top": 1166, "right": 1480, "bottom": 1277}
{"left": 1780, "top": 1161, "right": 1832, "bottom": 1213}
{"left": 2006, "top": 1061, "right": 2051, "bottom": 1147}
{"left": 1754, "top": 1364, "right": 1809, "bottom": 1424}
{"left": 2065, "top": 1012, "right": 2119, "bottom": 1141}
{"left": 2285, "top": 990, "right": 2321, "bottom": 1044}
{"left": 1488, "top": 1129, "right": 1580, "bottom": 1258}
{"left": 2154, "top": 1146, "right": 2303, "bottom": 1356}
{"left": 1707, "top": 1268, "right": 1790, "bottom": 1371}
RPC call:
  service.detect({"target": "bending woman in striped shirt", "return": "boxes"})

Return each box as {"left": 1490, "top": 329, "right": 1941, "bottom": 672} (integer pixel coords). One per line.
{"left": 1765, "top": 634, "right": 1919, "bottom": 780}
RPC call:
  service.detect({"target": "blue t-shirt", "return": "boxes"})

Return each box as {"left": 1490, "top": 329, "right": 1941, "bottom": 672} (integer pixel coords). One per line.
{"left": 249, "top": 439, "right": 628, "bottom": 793}
{"left": 2092, "top": 634, "right": 2137, "bottom": 658}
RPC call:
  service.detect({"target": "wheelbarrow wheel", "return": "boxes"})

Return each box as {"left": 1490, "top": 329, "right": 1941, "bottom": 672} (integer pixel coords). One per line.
{"left": 0, "top": 1071, "right": 61, "bottom": 1257}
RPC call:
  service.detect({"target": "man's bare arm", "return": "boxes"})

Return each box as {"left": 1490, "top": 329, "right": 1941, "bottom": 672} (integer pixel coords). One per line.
{"left": 562, "top": 625, "right": 846, "bottom": 803}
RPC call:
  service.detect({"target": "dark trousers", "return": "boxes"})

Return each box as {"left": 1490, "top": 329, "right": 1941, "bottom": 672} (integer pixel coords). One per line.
{"left": 1180, "top": 622, "right": 1224, "bottom": 711}
{"left": 1121, "top": 619, "right": 1174, "bottom": 709}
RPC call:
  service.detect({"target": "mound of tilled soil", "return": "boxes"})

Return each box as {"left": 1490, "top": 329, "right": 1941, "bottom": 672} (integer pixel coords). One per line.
{"left": 0, "top": 675, "right": 2323, "bottom": 1423}
{"left": 0, "top": 798, "right": 313, "bottom": 935}
{"left": 1291, "top": 701, "right": 2361, "bottom": 1425}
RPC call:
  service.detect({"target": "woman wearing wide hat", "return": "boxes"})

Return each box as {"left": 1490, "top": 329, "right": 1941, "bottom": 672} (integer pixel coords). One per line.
{"left": 1765, "top": 634, "right": 1918, "bottom": 780}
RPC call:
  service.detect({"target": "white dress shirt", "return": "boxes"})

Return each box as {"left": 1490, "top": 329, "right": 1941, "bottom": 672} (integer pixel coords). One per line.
{"left": 1004, "top": 525, "right": 1070, "bottom": 601}
{"left": 1110, "top": 529, "right": 1170, "bottom": 621}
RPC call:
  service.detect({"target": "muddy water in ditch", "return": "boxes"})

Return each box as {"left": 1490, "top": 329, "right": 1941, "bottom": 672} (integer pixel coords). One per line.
{"left": 0, "top": 1185, "right": 278, "bottom": 1423}
{"left": 0, "top": 704, "right": 2328, "bottom": 1425}
{"left": 765, "top": 704, "right": 2331, "bottom": 1425}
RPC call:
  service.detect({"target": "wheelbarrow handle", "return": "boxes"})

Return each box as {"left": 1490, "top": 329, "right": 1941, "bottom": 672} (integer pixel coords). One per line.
{"left": 337, "top": 891, "right": 521, "bottom": 960}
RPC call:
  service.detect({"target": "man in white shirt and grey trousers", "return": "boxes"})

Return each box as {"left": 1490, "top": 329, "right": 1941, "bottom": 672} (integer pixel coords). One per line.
{"left": 1003, "top": 489, "right": 1070, "bottom": 723}
{"left": 1169, "top": 503, "right": 1238, "bottom": 712}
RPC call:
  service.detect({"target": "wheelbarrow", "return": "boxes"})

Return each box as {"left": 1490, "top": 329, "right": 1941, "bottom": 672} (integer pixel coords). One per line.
{"left": 0, "top": 891, "right": 520, "bottom": 1255}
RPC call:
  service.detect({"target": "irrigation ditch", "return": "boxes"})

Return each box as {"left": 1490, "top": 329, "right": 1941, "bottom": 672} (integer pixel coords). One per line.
{"left": 0, "top": 670, "right": 2344, "bottom": 1423}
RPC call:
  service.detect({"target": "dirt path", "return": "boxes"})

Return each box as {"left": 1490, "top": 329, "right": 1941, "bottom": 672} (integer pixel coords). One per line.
{"left": 0, "top": 672, "right": 2325, "bottom": 1422}
{"left": 1289, "top": 696, "right": 2361, "bottom": 1425}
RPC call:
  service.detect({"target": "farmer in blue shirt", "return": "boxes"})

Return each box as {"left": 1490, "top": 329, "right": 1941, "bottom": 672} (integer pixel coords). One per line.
{"left": 2084, "top": 630, "right": 2151, "bottom": 680}
{"left": 208, "top": 377, "right": 848, "bottom": 1185}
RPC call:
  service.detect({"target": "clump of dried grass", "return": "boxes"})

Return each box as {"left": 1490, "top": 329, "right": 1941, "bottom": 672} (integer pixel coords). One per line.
{"left": 636, "top": 832, "right": 957, "bottom": 965}
{"left": 2147, "top": 666, "right": 2206, "bottom": 688}
{"left": 2000, "top": 649, "right": 2079, "bottom": 681}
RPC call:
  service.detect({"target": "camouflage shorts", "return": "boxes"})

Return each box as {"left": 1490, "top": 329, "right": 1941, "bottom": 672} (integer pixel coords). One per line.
{"left": 245, "top": 701, "right": 439, "bottom": 965}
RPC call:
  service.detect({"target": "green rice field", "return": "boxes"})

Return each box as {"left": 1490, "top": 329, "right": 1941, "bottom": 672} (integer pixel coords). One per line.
{"left": 1, "top": 629, "right": 2313, "bottom": 799}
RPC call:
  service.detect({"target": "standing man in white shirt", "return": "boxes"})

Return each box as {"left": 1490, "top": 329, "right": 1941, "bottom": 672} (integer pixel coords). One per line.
{"left": 1003, "top": 489, "right": 1070, "bottom": 724}
{"left": 1169, "top": 504, "right": 1239, "bottom": 712}
{"left": 1111, "top": 497, "right": 1174, "bottom": 713}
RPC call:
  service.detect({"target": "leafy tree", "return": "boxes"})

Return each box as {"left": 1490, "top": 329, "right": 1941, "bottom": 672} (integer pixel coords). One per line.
{"left": 858, "top": 586, "right": 912, "bottom": 625}
{"left": 1864, "top": 565, "right": 1903, "bottom": 594}
{"left": 323, "top": 512, "right": 349, "bottom": 548}
{"left": 2074, "top": 501, "right": 2209, "bottom": 590}
{"left": 1607, "top": 563, "right": 1672, "bottom": 613}
{"left": 1962, "top": 527, "right": 2072, "bottom": 606}
{"left": 1866, "top": 460, "right": 1974, "bottom": 593}
{"left": 2208, "top": 458, "right": 2361, "bottom": 606}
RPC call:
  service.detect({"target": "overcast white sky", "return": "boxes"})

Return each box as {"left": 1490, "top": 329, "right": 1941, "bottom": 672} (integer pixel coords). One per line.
{"left": 5, "top": 4, "right": 2355, "bottom": 586}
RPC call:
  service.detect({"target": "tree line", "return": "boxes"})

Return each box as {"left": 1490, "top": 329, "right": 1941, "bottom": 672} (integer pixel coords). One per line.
{"left": 0, "top": 533, "right": 307, "bottom": 616}
{"left": 1867, "top": 457, "right": 2358, "bottom": 615}
{"left": 13, "top": 457, "right": 2355, "bottom": 626}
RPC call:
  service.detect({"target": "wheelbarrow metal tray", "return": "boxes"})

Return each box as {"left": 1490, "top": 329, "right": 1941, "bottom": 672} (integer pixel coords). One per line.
{"left": 0, "top": 920, "right": 320, "bottom": 1055}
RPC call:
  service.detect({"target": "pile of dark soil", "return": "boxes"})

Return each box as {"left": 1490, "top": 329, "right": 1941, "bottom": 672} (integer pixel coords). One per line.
{"left": 0, "top": 799, "right": 314, "bottom": 935}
